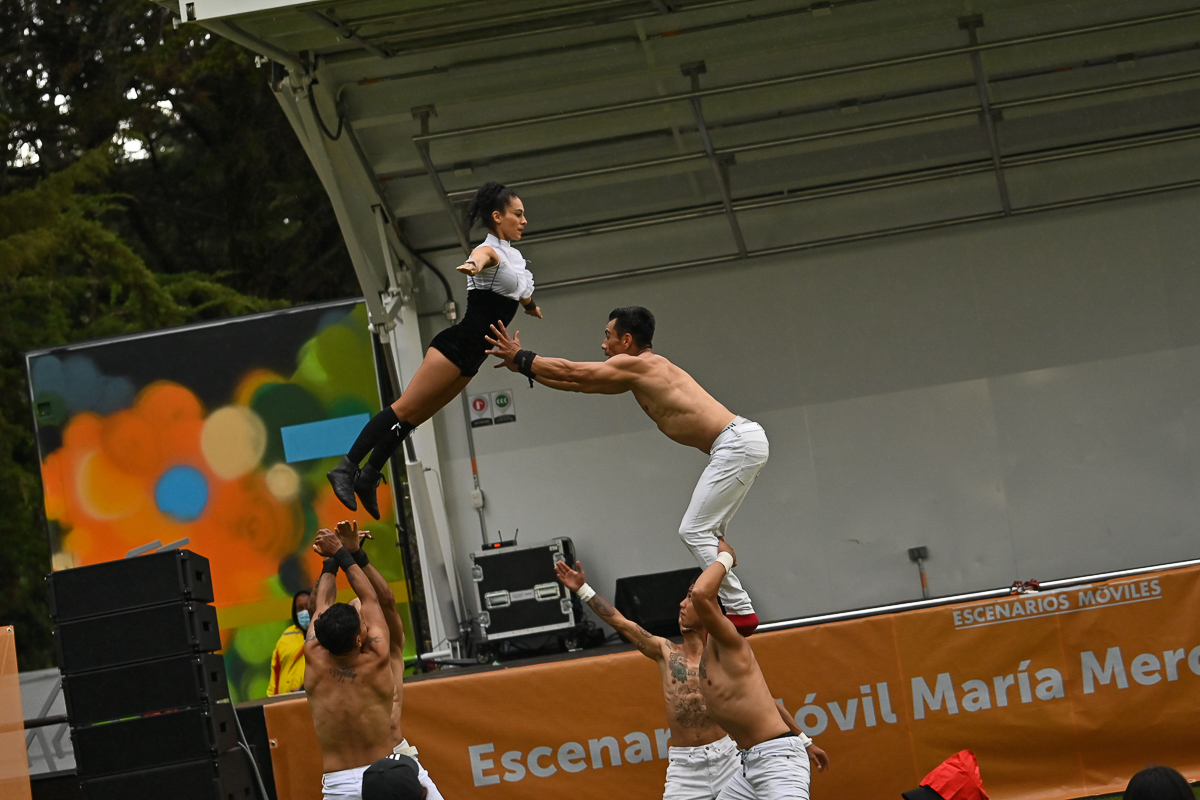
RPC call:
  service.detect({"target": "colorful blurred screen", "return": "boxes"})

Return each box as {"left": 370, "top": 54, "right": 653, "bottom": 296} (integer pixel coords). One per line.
{"left": 26, "top": 301, "right": 416, "bottom": 700}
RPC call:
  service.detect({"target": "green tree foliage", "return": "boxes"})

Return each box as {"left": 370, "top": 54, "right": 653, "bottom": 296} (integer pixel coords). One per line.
{"left": 0, "top": 149, "right": 284, "bottom": 669}
{"left": 0, "top": 0, "right": 359, "bottom": 669}
{"left": 1, "top": 0, "right": 357, "bottom": 300}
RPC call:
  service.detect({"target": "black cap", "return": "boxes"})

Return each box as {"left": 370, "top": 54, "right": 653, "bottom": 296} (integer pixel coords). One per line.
{"left": 362, "top": 754, "right": 424, "bottom": 800}
{"left": 903, "top": 787, "right": 945, "bottom": 800}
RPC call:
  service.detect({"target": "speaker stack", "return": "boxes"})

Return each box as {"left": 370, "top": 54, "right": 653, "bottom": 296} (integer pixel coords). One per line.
{"left": 614, "top": 566, "right": 703, "bottom": 638}
{"left": 47, "top": 550, "right": 257, "bottom": 800}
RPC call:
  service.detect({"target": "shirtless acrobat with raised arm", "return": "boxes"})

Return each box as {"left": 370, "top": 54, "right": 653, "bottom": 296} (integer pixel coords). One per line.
{"left": 306, "top": 526, "right": 425, "bottom": 800}
{"left": 678, "top": 539, "right": 824, "bottom": 800}
{"left": 488, "top": 306, "right": 768, "bottom": 635}
{"left": 305, "top": 528, "right": 397, "bottom": 799}
{"left": 555, "top": 559, "right": 826, "bottom": 800}
{"left": 327, "top": 521, "right": 443, "bottom": 799}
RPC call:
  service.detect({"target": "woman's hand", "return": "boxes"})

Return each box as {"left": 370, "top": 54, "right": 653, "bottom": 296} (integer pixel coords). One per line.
{"left": 456, "top": 260, "right": 480, "bottom": 276}
{"left": 523, "top": 303, "right": 543, "bottom": 319}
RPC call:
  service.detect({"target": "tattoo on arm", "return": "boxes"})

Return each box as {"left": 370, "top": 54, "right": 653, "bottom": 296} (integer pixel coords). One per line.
{"left": 588, "top": 595, "right": 617, "bottom": 618}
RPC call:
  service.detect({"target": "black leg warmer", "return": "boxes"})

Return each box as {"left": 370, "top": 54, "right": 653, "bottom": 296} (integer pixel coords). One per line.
{"left": 348, "top": 407, "right": 401, "bottom": 464}
{"left": 366, "top": 416, "right": 416, "bottom": 471}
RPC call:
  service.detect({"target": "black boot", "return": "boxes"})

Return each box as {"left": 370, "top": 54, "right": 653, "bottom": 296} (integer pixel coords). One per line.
{"left": 327, "top": 456, "right": 358, "bottom": 511}
{"left": 354, "top": 464, "right": 383, "bottom": 520}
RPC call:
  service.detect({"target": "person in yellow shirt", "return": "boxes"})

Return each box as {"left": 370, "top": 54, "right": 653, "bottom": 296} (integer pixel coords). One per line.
{"left": 267, "top": 589, "right": 311, "bottom": 696}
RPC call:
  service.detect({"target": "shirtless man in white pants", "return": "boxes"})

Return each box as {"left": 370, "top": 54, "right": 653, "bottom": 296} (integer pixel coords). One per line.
{"left": 555, "top": 559, "right": 827, "bottom": 800}
{"left": 683, "top": 539, "right": 821, "bottom": 800}
{"left": 328, "top": 521, "right": 442, "bottom": 800}
{"left": 305, "top": 529, "right": 401, "bottom": 800}
{"left": 487, "top": 306, "right": 768, "bottom": 634}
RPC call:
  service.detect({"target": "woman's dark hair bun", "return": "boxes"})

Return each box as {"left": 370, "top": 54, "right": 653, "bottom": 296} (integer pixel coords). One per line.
{"left": 464, "top": 181, "right": 517, "bottom": 231}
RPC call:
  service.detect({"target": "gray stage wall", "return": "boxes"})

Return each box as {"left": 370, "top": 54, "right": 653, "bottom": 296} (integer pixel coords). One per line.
{"left": 416, "top": 188, "right": 1200, "bottom": 625}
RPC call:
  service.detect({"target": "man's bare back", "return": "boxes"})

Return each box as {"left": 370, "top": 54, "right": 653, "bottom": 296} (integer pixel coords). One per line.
{"left": 488, "top": 318, "right": 735, "bottom": 452}
{"left": 306, "top": 529, "right": 396, "bottom": 775}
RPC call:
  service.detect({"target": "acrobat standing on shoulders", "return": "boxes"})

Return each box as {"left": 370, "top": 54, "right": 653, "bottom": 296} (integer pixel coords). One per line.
{"left": 487, "top": 306, "right": 767, "bottom": 635}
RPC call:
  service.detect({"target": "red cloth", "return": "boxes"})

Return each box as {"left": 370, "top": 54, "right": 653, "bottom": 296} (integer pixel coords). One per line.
{"left": 920, "top": 750, "right": 990, "bottom": 800}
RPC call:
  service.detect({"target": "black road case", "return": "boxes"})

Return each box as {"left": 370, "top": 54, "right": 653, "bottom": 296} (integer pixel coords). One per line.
{"left": 470, "top": 538, "right": 580, "bottom": 641}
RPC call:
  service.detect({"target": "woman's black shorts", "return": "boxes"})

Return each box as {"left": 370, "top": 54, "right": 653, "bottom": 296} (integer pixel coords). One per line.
{"left": 429, "top": 289, "right": 520, "bottom": 377}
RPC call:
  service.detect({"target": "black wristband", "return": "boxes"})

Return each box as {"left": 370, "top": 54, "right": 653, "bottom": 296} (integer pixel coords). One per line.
{"left": 332, "top": 547, "right": 355, "bottom": 572}
{"left": 352, "top": 548, "right": 369, "bottom": 568}
{"left": 321, "top": 557, "right": 338, "bottom": 577}
{"left": 513, "top": 349, "right": 537, "bottom": 384}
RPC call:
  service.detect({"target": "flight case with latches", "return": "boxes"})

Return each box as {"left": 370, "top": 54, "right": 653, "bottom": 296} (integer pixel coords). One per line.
{"left": 469, "top": 538, "right": 580, "bottom": 642}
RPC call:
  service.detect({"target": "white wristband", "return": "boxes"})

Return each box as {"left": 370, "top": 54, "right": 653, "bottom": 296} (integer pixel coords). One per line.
{"left": 576, "top": 583, "right": 596, "bottom": 603}
{"left": 715, "top": 552, "right": 735, "bottom": 572}
{"left": 798, "top": 732, "right": 813, "bottom": 749}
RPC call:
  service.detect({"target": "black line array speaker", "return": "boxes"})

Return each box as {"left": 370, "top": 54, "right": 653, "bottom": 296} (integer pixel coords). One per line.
{"left": 614, "top": 566, "right": 703, "bottom": 639}
{"left": 55, "top": 600, "right": 221, "bottom": 673}
{"left": 48, "top": 550, "right": 213, "bottom": 622}
{"left": 73, "top": 702, "right": 238, "bottom": 777}
{"left": 63, "top": 652, "right": 230, "bottom": 727}
{"left": 46, "top": 550, "right": 253, "bottom": 800}
{"left": 79, "top": 748, "right": 255, "bottom": 800}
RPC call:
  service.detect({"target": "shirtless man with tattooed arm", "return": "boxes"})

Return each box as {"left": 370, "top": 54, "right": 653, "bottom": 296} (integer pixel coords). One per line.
{"left": 305, "top": 528, "right": 396, "bottom": 799}
{"left": 679, "top": 539, "right": 827, "bottom": 800}
{"left": 555, "top": 560, "right": 826, "bottom": 800}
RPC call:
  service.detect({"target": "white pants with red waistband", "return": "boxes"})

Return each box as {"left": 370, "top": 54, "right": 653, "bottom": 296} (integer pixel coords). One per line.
{"left": 717, "top": 736, "right": 810, "bottom": 800}
{"left": 663, "top": 735, "right": 740, "bottom": 800}
{"left": 679, "top": 417, "right": 769, "bottom": 616}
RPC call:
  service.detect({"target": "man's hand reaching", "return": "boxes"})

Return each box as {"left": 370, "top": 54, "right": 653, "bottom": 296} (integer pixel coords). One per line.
{"left": 554, "top": 560, "right": 587, "bottom": 593}
{"left": 485, "top": 321, "right": 522, "bottom": 370}
{"left": 313, "top": 529, "right": 342, "bottom": 557}
{"left": 717, "top": 538, "right": 737, "bottom": 568}
{"left": 335, "top": 519, "right": 371, "bottom": 553}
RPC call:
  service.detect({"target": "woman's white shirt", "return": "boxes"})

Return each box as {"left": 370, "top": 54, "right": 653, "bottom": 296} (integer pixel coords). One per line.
{"left": 467, "top": 233, "right": 534, "bottom": 301}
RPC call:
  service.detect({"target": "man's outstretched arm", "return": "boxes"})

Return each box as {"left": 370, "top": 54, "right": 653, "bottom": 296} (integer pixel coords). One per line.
{"left": 486, "top": 322, "right": 637, "bottom": 394}
{"left": 692, "top": 541, "right": 746, "bottom": 652}
{"left": 307, "top": 559, "right": 339, "bottom": 641}
{"left": 555, "top": 560, "right": 667, "bottom": 660}
{"left": 335, "top": 520, "right": 404, "bottom": 655}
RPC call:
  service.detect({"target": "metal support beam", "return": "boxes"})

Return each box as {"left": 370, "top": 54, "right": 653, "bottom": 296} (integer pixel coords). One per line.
{"left": 304, "top": 9, "right": 392, "bottom": 59}
{"left": 533, "top": 176, "right": 1200, "bottom": 292}
{"left": 681, "top": 61, "right": 746, "bottom": 257}
{"left": 411, "top": 6, "right": 1200, "bottom": 144}
{"left": 195, "top": 18, "right": 303, "bottom": 74}
{"left": 412, "top": 105, "right": 473, "bottom": 256}
{"left": 432, "top": 66, "right": 1200, "bottom": 203}
{"left": 414, "top": 122, "right": 1200, "bottom": 255}
{"left": 961, "top": 15, "right": 1011, "bottom": 215}
{"left": 280, "top": 75, "right": 389, "bottom": 323}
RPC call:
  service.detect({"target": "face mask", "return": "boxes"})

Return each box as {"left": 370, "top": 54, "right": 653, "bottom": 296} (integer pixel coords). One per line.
{"left": 297, "top": 610, "right": 311, "bottom": 630}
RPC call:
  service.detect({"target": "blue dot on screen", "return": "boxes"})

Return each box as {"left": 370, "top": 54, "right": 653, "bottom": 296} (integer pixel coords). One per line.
{"left": 155, "top": 465, "right": 209, "bottom": 522}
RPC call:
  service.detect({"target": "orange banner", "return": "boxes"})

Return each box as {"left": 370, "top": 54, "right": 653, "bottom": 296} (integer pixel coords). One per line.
{"left": 0, "top": 626, "right": 32, "bottom": 800}
{"left": 265, "top": 564, "right": 1200, "bottom": 800}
